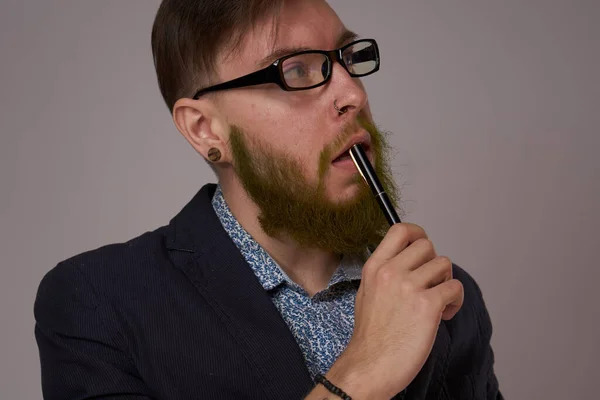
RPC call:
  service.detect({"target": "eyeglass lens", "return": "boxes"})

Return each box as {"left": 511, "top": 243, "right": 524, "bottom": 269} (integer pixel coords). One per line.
{"left": 281, "top": 40, "right": 378, "bottom": 89}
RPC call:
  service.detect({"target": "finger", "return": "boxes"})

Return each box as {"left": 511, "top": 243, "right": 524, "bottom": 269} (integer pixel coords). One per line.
{"left": 368, "top": 223, "right": 428, "bottom": 265}
{"left": 388, "top": 238, "right": 437, "bottom": 274}
{"left": 441, "top": 301, "right": 463, "bottom": 321}
{"left": 429, "top": 279, "right": 464, "bottom": 320}
{"left": 410, "top": 256, "right": 452, "bottom": 287}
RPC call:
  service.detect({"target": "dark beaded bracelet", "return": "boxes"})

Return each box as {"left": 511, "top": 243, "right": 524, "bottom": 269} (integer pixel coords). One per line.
{"left": 315, "top": 374, "right": 352, "bottom": 400}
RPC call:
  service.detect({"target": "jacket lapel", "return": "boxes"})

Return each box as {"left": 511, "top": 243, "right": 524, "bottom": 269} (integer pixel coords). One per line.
{"left": 166, "top": 184, "right": 314, "bottom": 399}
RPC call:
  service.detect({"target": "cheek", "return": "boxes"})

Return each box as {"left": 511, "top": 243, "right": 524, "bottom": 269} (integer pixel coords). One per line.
{"left": 258, "top": 114, "right": 325, "bottom": 153}
{"left": 287, "top": 122, "right": 332, "bottom": 177}
{"left": 224, "top": 93, "right": 331, "bottom": 175}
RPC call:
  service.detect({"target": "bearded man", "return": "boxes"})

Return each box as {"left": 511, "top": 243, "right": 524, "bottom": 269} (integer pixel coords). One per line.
{"left": 34, "top": 1, "right": 502, "bottom": 399}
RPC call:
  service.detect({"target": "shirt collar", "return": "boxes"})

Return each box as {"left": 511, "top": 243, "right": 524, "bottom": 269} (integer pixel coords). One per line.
{"left": 212, "top": 185, "right": 364, "bottom": 292}
{"left": 331, "top": 253, "right": 364, "bottom": 285}
{"left": 212, "top": 185, "right": 286, "bottom": 291}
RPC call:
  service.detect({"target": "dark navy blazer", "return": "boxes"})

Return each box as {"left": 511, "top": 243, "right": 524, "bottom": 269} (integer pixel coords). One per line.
{"left": 34, "top": 184, "right": 503, "bottom": 399}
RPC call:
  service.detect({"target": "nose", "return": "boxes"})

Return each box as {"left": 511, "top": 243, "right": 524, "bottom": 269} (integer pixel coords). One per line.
{"left": 328, "top": 61, "right": 368, "bottom": 117}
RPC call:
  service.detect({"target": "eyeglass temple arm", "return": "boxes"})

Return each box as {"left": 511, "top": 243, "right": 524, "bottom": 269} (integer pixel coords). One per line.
{"left": 192, "top": 65, "right": 281, "bottom": 99}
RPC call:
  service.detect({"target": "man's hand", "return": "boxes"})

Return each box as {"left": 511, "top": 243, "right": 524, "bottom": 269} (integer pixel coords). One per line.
{"left": 324, "top": 223, "right": 464, "bottom": 399}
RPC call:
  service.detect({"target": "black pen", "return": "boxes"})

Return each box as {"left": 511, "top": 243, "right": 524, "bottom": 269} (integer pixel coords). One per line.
{"left": 349, "top": 144, "right": 401, "bottom": 226}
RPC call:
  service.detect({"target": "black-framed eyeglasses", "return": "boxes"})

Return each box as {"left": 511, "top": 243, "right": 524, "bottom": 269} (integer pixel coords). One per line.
{"left": 192, "top": 38, "right": 380, "bottom": 99}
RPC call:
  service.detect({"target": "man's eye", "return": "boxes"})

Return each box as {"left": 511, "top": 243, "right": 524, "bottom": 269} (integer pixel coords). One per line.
{"left": 283, "top": 64, "right": 308, "bottom": 79}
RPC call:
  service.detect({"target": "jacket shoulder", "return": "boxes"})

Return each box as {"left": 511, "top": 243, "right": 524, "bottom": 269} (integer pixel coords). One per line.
{"left": 35, "top": 225, "right": 172, "bottom": 322}
{"left": 65, "top": 225, "right": 170, "bottom": 271}
{"left": 445, "top": 264, "right": 496, "bottom": 375}
{"left": 451, "top": 264, "right": 493, "bottom": 336}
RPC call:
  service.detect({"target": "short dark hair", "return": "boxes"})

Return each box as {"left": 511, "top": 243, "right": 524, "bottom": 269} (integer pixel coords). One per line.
{"left": 151, "top": 0, "right": 284, "bottom": 112}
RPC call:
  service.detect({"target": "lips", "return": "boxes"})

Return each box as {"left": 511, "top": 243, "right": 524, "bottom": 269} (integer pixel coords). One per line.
{"left": 332, "top": 133, "right": 372, "bottom": 163}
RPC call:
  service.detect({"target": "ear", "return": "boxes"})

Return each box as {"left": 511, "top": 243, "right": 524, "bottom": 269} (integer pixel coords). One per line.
{"left": 172, "top": 97, "right": 231, "bottom": 164}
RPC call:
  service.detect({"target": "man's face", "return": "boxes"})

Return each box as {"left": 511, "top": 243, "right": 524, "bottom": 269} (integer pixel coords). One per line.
{"left": 215, "top": 0, "right": 376, "bottom": 201}
{"left": 213, "top": 0, "right": 398, "bottom": 252}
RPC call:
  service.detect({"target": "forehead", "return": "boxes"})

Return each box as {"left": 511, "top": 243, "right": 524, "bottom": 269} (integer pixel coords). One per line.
{"left": 219, "top": 0, "right": 348, "bottom": 78}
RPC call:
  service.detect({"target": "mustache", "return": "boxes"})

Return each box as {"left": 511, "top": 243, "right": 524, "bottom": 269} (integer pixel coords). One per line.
{"left": 326, "top": 115, "right": 376, "bottom": 157}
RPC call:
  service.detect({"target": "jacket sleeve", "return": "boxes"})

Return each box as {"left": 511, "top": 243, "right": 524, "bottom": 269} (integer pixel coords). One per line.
{"left": 445, "top": 265, "right": 504, "bottom": 400}
{"left": 34, "top": 261, "right": 154, "bottom": 400}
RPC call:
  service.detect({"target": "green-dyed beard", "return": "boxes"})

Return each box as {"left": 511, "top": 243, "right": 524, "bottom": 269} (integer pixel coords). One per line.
{"left": 229, "top": 117, "right": 400, "bottom": 255}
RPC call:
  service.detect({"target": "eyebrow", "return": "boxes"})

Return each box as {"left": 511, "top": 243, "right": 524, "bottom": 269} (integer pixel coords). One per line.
{"left": 257, "top": 29, "right": 359, "bottom": 67}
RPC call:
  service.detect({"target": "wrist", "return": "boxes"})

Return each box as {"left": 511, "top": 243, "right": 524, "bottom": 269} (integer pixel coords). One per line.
{"left": 315, "top": 374, "right": 352, "bottom": 400}
{"left": 326, "top": 353, "right": 385, "bottom": 400}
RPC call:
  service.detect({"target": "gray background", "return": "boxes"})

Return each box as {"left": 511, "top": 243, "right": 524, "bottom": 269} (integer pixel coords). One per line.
{"left": 1, "top": 0, "right": 598, "bottom": 398}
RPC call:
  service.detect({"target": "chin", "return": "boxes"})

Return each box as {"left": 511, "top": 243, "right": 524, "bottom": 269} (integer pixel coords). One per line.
{"left": 324, "top": 180, "right": 364, "bottom": 205}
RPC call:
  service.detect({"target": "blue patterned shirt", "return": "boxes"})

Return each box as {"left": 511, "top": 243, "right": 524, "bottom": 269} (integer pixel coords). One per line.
{"left": 212, "top": 186, "right": 364, "bottom": 379}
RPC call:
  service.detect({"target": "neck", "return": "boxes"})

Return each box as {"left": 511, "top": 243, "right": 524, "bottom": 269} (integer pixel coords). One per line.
{"left": 219, "top": 176, "right": 340, "bottom": 296}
